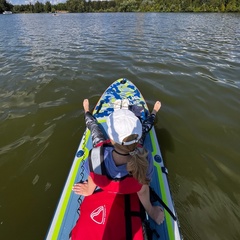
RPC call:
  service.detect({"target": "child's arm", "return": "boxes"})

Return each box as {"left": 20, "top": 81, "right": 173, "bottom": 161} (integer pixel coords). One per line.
{"left": 72, "top": 175, "right": 97, "bottom": 196}
{"left": 83, "top": 99, "right": 106, "bottom": 147}
{"left": 137, "top": 184, "right": 164, "bottom": 225}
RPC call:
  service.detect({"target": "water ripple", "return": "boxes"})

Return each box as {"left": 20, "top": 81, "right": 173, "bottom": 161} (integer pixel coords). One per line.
{"left": 0, "top": 124, "right": 55, "bottom": 156}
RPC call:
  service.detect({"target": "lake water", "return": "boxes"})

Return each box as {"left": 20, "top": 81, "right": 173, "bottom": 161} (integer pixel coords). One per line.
{"left": 0, "top": 12, "right": 240, "bottom": 240}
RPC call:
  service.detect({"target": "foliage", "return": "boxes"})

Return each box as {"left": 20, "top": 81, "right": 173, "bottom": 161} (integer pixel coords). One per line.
{"left": 5, "top": 0, "right": 240, "bottom": 13}
{"left": 0, "top": 0, "right": 13, "bottom": 13}
{"left": 34, "top": 1, "right": 44, "bottom": 13}
{"left": 45, "top": 1, "right": 52, "bottom": 13}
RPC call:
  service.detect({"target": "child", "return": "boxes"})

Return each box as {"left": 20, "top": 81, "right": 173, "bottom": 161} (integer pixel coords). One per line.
{"left": 73, "top": 99, "right": 164, "bottom": 225}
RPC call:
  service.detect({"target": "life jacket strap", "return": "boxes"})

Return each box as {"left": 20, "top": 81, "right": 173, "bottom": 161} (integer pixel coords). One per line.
{"left": 89, "top": 146, "right": 107, "bottom": 175}
{"left": 125, "top": 194, "right": 132, "bottom": 240}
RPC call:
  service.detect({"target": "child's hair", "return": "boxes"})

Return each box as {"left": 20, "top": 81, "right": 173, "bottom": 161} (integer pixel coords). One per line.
{"left": 114, "top": 134, "right": 150, "bottom": 185}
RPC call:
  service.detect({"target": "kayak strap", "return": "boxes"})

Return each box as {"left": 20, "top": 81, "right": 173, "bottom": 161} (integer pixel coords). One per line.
{"left": 125, "top": 194, "right": 133, "bottom": 240}
{"left": 149, "top": 187, "right": 177, "bottom": 221}
{"left": 124, "top": 194, "right": 148, "bottom": 240}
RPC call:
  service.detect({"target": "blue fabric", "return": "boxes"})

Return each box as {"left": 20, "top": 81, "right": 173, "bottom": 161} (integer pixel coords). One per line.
{"left": 84, "top": 146, "right": 154, "bottom": 180}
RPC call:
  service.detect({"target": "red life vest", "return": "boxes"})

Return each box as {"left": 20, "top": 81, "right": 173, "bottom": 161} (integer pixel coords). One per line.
{"left": 89, "top": 145, "right": 143, "bottom": 194}
{"left": 70, "top": 146, "right": 145, "bottom": 240}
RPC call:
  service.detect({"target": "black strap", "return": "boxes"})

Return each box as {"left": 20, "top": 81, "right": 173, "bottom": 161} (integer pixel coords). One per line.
{"left": 89, "top": 146, "right": 107, "bottom": 175}
{"left": 124, "top": 194, "right": 132, "bottom": 240}
{"left": 150, "top": 187, "right": 177, "bottom": 221}
{"left": 99, "top": 146, "right": 107, "bottom": 175}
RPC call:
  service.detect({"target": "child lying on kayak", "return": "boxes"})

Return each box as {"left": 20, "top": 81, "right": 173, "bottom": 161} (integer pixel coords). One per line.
{"left": 73, "top": 99, "right": 164, "bottom": 226}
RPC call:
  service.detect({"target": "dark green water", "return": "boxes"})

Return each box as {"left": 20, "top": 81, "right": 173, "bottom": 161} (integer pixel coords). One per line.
{"left": 0, "top": 12, "right": 240, "bottom": 240}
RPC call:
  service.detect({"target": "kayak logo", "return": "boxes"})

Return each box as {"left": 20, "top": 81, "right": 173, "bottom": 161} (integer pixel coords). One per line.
{"left": 90, "top": 205, "right": 106, "bottom": 224}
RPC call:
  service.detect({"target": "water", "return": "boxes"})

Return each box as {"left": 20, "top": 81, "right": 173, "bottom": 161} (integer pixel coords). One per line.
{"left": 0, "top": 12, "right": 240, "bottom": 240}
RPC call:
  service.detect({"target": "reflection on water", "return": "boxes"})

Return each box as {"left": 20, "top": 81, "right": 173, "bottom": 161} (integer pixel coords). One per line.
{"left": 0, "top": 13, "right": 240, "bottom": 240}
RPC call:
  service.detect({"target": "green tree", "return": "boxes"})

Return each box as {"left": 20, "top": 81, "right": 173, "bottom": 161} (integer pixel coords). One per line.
{"left": 226, "top": 0, "right": 237, "bottom": 11}
{"left": 34, "top": 1, "right": 44, "bottom": 12}
{"left": 220, "top": 2, "right": 226, "bottom": 11}
{"left": 107, "top": 0, "right": 116, "bottom": 10}
{"left": 5, "top": 0, "right": 240, "bottom": 13}
{"left": 45, "top": 1, "right": 52, "bottom": 12}
{"left": 118, "top": 0, "right": 140, "bottom": 12}
{"left": 92, "top": 0, "right": 101, "bottom": 11}
{"left": 66, "top": 0, "right": 85, "bottom": 12}
{"left": 181, "top": 0, "right": 193, "bottom": 11}
{"left": 0, "top": 0, "right": 13, "bottom": 12}
{"left": 53, "top": 2, "right": 67, "bottom": 11}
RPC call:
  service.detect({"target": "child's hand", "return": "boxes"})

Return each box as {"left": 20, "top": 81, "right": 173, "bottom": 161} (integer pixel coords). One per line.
{"left": 72, "top": 181, "right": 91, "bottom": 196}
{"left": 149, "top": 206, "right": 165, "bottom": 225}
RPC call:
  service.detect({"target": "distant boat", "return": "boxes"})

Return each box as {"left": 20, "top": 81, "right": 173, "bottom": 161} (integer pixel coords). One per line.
{"left": 3, "top": 11, "right": 12, "bottom": 14}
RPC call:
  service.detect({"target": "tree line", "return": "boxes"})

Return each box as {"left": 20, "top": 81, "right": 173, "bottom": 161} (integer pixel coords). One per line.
{"left": 1, "top": 0, "right": 240, "bottom": 13}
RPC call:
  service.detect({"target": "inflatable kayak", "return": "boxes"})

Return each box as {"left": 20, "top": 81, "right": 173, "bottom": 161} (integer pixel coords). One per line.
{"left": 46, "top": 78, "right": 182, "bottom": 240}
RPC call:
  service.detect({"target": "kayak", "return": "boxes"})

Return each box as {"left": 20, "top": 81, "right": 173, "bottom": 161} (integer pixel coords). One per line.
{"left": 46, "top": 78, "right": 182, "bottom": 240}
